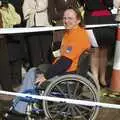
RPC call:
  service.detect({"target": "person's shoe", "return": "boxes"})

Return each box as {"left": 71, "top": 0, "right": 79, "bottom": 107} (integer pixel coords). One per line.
{"left": 108, "top": 92, "right": 120, "bottom": 98}
{"left": 102, "top": 91, "right": 120, "bottom": 98}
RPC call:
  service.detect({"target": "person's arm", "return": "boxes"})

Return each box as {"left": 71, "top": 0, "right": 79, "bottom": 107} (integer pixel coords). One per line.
{"left": 0, "top": 12, "right": 3, "bottom": 28}
{"left": 22, "top": 0, "right": 32, "bottom": 20}
{"left": 44, "top": 56, "right": 72, "bottom": 79}
{"left": 35, "top": 56, "right": 72, "bottom": 85}
{"left": 9, "top": 4, "right": 21, "bottom": 25}
{"left": 35, "top": 0, "right": 48, "bottom": 12}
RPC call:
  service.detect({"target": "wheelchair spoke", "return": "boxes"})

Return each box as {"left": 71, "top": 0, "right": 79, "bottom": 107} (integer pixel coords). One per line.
{"left": 74, "top": 105, "right": 91, "bottom": 120}
{"left": 67, "top": 82, "right": 73, "bottom": 98}
{"left": 47, "top": 102, "right": 66, "bottom": 110}
{"left": 76, "top": 105, "right": 93, "bottom": 112}
{"left": 51, "top": 103, "right": 69, "bottom": 119}
{"left": 73, "top": 82, "right": 80, "bottom": 98}
{"left": 71, "top": 105, "right": 77, "bottom": 117}
{"left": 55, "top": 85, "right": 67, "bottom": 98}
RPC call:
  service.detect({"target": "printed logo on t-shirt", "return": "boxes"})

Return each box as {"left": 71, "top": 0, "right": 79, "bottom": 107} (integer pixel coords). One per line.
{"left": 66, "top": 46, "right": 72, "bottom": 53}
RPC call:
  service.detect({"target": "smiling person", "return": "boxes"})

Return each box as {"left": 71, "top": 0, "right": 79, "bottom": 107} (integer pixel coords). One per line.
{"left": 4, "top": 8, "right": 91, "bottom": 120}
{"left": 48, "top": 0, "right": 78, "bottom": 51}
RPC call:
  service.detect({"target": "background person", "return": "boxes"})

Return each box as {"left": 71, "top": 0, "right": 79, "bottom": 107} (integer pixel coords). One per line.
{"left": 4, "top": 8, "right": 91, "bottom": 119}
{"left": 78, "top": 0, "right": 117, "bottom": 87}
{"left": 22, "top": 0, "right": 53, "bottom": 68}
{"left": 0, "top": 0, "right": 23, "bottom": 88}
{"left": 0, "top": 0, "right": 22, "bottom": 91}
{"left": 0, "top": 8, "right": 13, "bottom": 93}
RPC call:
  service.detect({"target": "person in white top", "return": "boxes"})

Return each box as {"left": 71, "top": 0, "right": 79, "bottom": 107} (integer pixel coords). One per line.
{"left": 22, "top": 0, "right": 53, "bottom": 67}
{"left": 22, "top": 0, "right": 50, "bottom": 27}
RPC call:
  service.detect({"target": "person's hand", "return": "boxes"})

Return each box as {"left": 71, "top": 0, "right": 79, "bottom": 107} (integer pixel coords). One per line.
{"left": 35, "top": 74, "right": 46, "bottom": 86}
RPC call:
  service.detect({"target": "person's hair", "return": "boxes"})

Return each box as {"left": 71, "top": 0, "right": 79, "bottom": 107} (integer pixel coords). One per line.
{"left": 65, "top": 7, "right": 85, "bottom": 27}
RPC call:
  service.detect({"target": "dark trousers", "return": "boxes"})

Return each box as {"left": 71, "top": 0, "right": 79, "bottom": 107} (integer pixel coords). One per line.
{"left": 7, "top": 34, "right": 24, "bottom": 87}
{"left": 0, "top": 37, "right": 13, "bottom": 91}
{"left": 27, "top": 31, "right": 53, "bottom": 67}
{"left": 9, "top": 60, "right": 22, "bottom": 86}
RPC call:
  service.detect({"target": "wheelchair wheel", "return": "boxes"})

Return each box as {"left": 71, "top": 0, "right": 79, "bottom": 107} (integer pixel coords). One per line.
{"left": 43, "top": 74, "right": 99, "bottom": 120}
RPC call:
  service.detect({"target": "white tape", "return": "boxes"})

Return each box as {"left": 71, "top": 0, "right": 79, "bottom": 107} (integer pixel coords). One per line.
{"left": 0, "top": 24, "right": 118, "bottom": 34}
{"left": 0, "top": 90, "right": 120, "bottom": 109}
{"left": 0, "top": 26, "right": 65, "bottom": 34}
{"left": 113, "top": 41, "right": 120, "bottom": 69}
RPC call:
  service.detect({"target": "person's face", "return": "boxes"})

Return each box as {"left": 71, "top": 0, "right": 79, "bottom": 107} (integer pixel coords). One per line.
{"left": 63, "top": 9, "right": 80, "bottom": 29}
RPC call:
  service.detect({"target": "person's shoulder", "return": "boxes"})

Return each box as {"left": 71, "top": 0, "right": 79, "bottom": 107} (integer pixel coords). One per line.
{"left": 8, "top": 3, "right": 13, "bottom": 7}
{"left": 77, "top": 26, "right": 86, "bottom": 33}
{"left": 8, "top": 3, "right": 15, "bottom": 9}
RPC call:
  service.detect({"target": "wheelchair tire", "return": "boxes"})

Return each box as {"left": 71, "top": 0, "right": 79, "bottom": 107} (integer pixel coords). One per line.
{"left": 43, "top": 74, "right": 99, "bottom": 120}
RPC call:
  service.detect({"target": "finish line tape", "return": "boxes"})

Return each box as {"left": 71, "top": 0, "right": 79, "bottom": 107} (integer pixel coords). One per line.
{"left": 0, "top": 90, "right": 120, "bottom": 109}
{"left": 0, "top": 23, "right": 118, "bottom": 34}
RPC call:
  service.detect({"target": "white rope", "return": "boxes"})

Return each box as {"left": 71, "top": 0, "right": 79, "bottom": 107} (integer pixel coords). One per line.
{"left": 0, "top": 23, "right": 118, "bottom": 34}
{"left": 0, "top": 90, "right": 120, "bottom": 109}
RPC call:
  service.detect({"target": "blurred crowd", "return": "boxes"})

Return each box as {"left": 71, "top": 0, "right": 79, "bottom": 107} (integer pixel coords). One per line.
{"left": 0, "top": 0, "right": 119, "bottom": 98}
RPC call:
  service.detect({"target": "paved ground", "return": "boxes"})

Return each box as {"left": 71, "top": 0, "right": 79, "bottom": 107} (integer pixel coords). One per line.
{"left": 97, "top": 95, "right": 120, "bottom": 120}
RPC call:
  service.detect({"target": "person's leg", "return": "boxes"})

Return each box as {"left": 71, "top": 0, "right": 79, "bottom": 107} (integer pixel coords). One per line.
{"left": 40, "top": 31, "right": 53, "bottom": 64}
{"left": 0, "top": 37, "right": 13, "bottom": 91}
{"left": 27, "top": 33, "right": 43, "bottom": 67}
{"left": 99, "top": 48, "right": 107, "bottom": 86}
{"left": 10, "top": 60, "right": 22, "bottom": 87}
{"left": 90, "top": 48, "right": 99, "bottom": 85}
{"left": 13, "top": 67, "right": 36, "bottom": 113}
{"left": 12, "top": 64, "right": 51, "bottom": 114}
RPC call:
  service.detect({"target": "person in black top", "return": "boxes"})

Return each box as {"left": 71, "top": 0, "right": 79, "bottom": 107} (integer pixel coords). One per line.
{"left": 78, "top": 0, "right": 117, "bottom": 87}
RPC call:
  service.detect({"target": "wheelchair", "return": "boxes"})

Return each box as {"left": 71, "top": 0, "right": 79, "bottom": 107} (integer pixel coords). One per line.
{"left": 12, "top": 51, "right": 100, "bottom": 120}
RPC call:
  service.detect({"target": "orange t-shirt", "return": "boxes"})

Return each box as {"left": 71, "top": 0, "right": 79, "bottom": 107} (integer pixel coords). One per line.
{"left": 60, "top": 26, "right": 91, "bottom": 72}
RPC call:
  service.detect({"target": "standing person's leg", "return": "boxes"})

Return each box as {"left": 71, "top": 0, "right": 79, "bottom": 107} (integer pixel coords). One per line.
{"left": 40, "top": 31, "right": 53, "bottom": 64}
{"left": 99, "top": 48, "right": 107, "bottom": 86}
{"left": 10, "top": 60, "right": 22, "bottom": 87}
{"left": 0, "top": 37, "right": 13, "bottom": 91}
{"left": 27, "top": 33, "right": 43, "bottom": 67}
{"left": 90, "top": 48, "right": 99, "bottom": 85}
